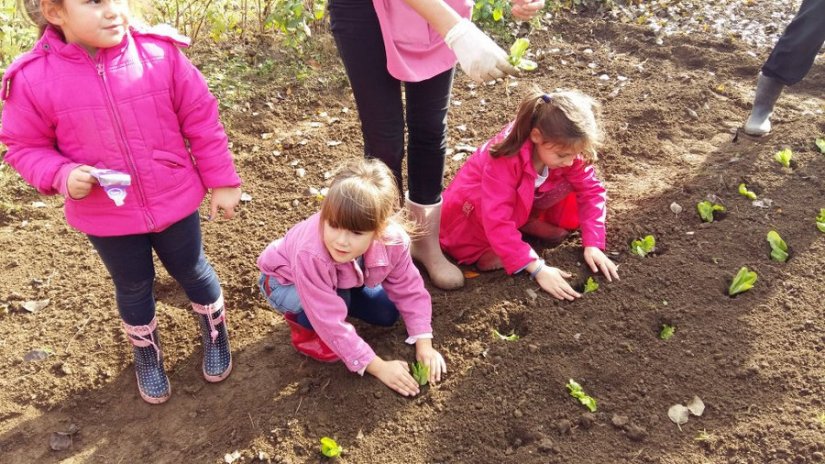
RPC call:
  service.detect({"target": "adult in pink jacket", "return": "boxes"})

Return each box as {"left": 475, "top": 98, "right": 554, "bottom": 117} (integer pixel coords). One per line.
{"left": 440, "top": 91, "right": 620, "bottom": 300}
{"left": 329, "top": 0, "right": 545, "bottom": 290}
{"left": 0, "top": 0, "right": 241, "bottom": 404}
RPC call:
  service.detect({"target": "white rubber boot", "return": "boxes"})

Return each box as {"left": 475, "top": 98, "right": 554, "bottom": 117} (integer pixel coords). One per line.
{"left": 406, "top": 197, "right": 465, "bottom": 290}
{"left": 744, "top": 73, "right": 784, "bottom": 136}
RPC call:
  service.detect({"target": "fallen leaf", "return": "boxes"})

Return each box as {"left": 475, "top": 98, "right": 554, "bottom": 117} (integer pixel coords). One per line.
{"left": 21, "top": 299, "right": 50, "bottom": 313}
{"left": 49, "top": 432, "right": 72, "bottom": 451}
{"left": 24, "top": 349, "right": 52, "bottom": 362}
{"left": 687, "top": 396, "right": 705, "bottom": 416}
{"left": 463, "top": 270, "right": 480, "bottom": 279}
{"left": 668, "top": 404, "right": 690, "bottom": 426}
{"left": 240, "top": 193, "right": 252, "bottom": 202}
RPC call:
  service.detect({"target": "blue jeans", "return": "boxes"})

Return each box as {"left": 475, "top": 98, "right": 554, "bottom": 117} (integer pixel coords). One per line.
{"left": 258, "top": 273, "right": 399, "bottom": 329}
{"left": 88, "top": 212, "right": 222, "bottom": 326}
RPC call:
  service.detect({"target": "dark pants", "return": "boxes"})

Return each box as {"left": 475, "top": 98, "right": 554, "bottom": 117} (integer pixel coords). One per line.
{"left": 762, "top": 0, "right": 825, "bottom": 86}
{"left": 329, "top": 0, "right": 454, "bottom": 205}
{"left": 88, "top": 212, "right": 222, "bottom": 326}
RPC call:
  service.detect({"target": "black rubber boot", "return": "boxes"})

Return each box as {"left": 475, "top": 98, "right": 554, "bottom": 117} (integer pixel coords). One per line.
{"left": 192, "top": 294, "right": 232, "bottom": 382}
{"left": 123, "top": 318, "right": 171, "bottom": 404}
{"left": 744, "top": 73, "right": 785, "bottom": 136}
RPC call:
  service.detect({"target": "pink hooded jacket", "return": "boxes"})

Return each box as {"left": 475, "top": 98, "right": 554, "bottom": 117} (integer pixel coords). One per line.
{"left": 257, "top": 213, "right": 433, "bottom": 373}
{"left": 0, "top": 26, "right": 241, "bottom": 236}
{"left": 440, "top": 123, "right": 608, "bottom": 274}
{"left": 372, "top": 0, "right": 472, "bottom": 82}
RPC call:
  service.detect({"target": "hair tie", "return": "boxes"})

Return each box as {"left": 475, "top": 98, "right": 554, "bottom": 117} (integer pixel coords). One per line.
{"left": 541, "top": 94, "right": 552, "bottom": 103}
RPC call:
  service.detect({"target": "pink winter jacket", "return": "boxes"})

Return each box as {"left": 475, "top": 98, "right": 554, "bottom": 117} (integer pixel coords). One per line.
{"left": 0, "top": 26, "right": 241, "bottom": 236}
{"left": 257, "top": 213, "right": 433, "bottom": 373}
{"left": 440, "top": 123, "right": 607, "bottom": 274}
{"left": 372, "top": 0, "right": 472, "bottom": 82}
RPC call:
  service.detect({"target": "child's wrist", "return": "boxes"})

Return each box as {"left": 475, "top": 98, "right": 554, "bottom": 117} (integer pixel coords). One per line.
{"left": 528, "top": 259, "right": 545, "bottom": 280}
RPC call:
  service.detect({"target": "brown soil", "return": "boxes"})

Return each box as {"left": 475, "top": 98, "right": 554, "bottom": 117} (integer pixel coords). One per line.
{"left": 2, "top": 10, "right": 825, "bottom": 464}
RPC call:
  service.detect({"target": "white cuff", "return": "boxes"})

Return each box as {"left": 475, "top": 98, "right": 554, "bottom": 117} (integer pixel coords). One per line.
{"left": 406, "top": 333, "right": 434, "bottom": 344}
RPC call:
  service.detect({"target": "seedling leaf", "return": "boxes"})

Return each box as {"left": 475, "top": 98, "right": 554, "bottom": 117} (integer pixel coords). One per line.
{"left": 738, "top": 183, "right": 757, "bottom": 200}
{"left": 697, "top": 200, "right": 725, "bottom": 222}
{"left": 320, "top": 437, "right": 342, "bottom": 458}
{"left": 630, "top": 235, "right": 656, "bottom": 257}
{"left": 816, "top": 209, "right": 825, "bottom": 233}
{"left": 410, "top": 361, "right": 429, "bottom": 386}
{"left": 815, "top": 138, "right": 825, "bottom": 153}
{"left": 659, "top": 324, "right": 675, "bottom": 340}
{"left": 508, "top": 38, "right": 537, "bottom": 71}
{"left": 766, "top": 230, "right": 789, "bottom": 262}
{"left": 566, "top": 379, "right": 597, "bottom": 412}
{"left": 728, "top": 266, "right": 757, "bottom": 296}
{"left": 583, "top": 277, "right": 599, "bottom": 294}
{"left": 774, "top": 148, "right": 792, "bottom": 168}
{"left": 493, "top": 329, "right": 520, "bottom": 341}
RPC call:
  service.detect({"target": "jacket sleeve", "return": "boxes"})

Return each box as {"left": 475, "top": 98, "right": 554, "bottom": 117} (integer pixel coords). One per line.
{"left": 169, "top": 45, "right": 241, "bottom": 189}
{"left": 565, "top": 159, "right": 607, "bottom": 249}
{"left": 479, "top": 156, "right": 539, "bottom": 274}
{"left": 293, "top": 252, "right": 376, "bottom": 373}
{"left": 0, "top": 71, "right": 75, "bottom": 196}
{"left": 380, "top": 239, "right": 433, "bottom": 338}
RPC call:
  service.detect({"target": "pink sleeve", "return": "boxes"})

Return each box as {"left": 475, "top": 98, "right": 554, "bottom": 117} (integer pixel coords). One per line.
{"left": 380, "top": 240, "right": 433, "bottom": 337}
{"left": 566, "top": 160, "right": 607, "bottom": 249}
{"left": 293, "top": 253, "right": 376, "bottom": 373}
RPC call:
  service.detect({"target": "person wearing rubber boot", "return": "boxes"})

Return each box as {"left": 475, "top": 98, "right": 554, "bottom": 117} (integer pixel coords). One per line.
{"left": 257, "top": 159, "right": 447, "bottom": 397}
{"left": 329, "top": 0, "right": 545, "bottom": 290}
{"left": 1, "top": 1, "right": 242, "bottom": 404}
{"left": 743, "top": 0, "right": 825, "bottom": 136}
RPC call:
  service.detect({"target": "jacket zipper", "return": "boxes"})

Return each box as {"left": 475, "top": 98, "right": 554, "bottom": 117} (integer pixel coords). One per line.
{"left": 95, "top": 58, "right": 155, "bottom": 230}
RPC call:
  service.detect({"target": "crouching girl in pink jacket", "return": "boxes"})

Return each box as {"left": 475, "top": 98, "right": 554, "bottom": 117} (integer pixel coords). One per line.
{"left": 1, "top": 0, "right": 242, "bottom": 403}
{"left": 440, "top": 90, "right": 620, "bottom": 301}
{"left": 257, "top": 159, "right": 446, "bottom": 397}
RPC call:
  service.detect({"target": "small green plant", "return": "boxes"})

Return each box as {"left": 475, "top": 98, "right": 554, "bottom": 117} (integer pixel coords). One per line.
{"left": 566, "top": 379, "right": 597, "bottom": 412}
{"left": 774, "top": 148, "right": 793, "bottom": 168}
{"left": 738, "top": 183, "right": 757, "bottom": 200}
{"left": 694, "top": 429, "right": 717, "bottom": 443}
{"left": 508, "top": 38, "right": 537, "bottom": 71}
{"left": 659, "top": 324, "right": 675, "bottom": 340}
{"left": 583, "top": 277, "right": 599, "bottom": 293}
{"left": 473, "top": 0, "right": 508, "bottom": 23}
{"left": 816, "top": 209, "right": 825, "bottom": 233}
{"left": 320, "top": 437, "right": 342, "bottom": 458}
{"left": 728, "top": 266, "right": 757, "bottom": 296}
{"left": 815, "top": 138, "right": 825, "bottom": 153}
{"left": 766, "top": 230, "right": 789, "bottom": 263}
{"left": 410, "top": 361, "right": 429, "bottom": 386}
{"left": 697, "top": 200, "right": 726, "bottom": 223}
{"left": 630, "top": 235, "right": 656, "bottom": 257}
{"left": 493, "top": 329, "right": 520, "bottom": 341}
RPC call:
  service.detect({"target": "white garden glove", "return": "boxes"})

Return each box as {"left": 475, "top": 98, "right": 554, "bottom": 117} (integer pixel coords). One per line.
{"left": 444, "top": 18, "right": 517, "bottom": 82}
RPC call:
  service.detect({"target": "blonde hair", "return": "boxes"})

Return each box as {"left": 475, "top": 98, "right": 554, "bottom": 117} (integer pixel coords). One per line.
{"left": 320, "top": 158, "right": 401, "bottom": 235}
{"left": 491, "top": 89, "right": 604, "bottom": 163}
{"left": 18, "top": 0, "right": 140, "bottom": 37}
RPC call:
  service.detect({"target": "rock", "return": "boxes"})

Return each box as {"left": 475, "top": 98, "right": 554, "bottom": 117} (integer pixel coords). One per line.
{"left": 513, "top": 409, "right": 523, "bottom": 418}
{"left": 556, "top": 419, "right": 573, "bottom": 435}
{"left": 537, "top": 437, "right": 555, "bottom": 453}
{"left": 625, "top": 424, "right": 648, "bottom": 442}
{"left": 49, "top": 432, "right": 72, "bottom": 451}
{"left": 579, "top": 413, "right": 596, "bottom": 429}
{"left": 611, "top": 414, "right": 629, "bottom": 428}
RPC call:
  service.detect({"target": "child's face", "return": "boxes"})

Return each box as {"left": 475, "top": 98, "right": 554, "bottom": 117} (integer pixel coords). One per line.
{"left": 530, "top": 128, "right": 580, "bottom": 170}
{"left": 322, "top": 221, "right": 377, "bottom": 264}
{"left": 45, "top": 0, "right": 130, "bottom": 55}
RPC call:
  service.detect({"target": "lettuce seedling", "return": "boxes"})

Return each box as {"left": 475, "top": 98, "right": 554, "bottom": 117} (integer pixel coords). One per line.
{"left": 774, "top": 148, "right": 792, "bottom": 168}
{"left": 583, "top": 277, "right": 599, "bottom": 293}
{"left": 508, "top": 38, "right": 537, "bottom": 71}
{"left": 566, "top": 379, "right": 597, "bottom": 412}
{"left": 659, "top": 324, "right": 675, "bottom": 340}
{"left": 766, "top": 230, "right": 789, "bottom": 262}
{"left": 697, "top": 200, "right": 725, "bottom": 222}
{"left": 493, "top": 329, "right": 520, "bottom": 341}
{"left": 728, "top": 266, "right": 757, "bottom": 296}
{"left": 817, "top": 209, "right": 825, "bottom": 233}
{"left": 816, "top": 138, "right": 825, "bottom": 154}
{"left": 410, "top": 361, "right": 429, "bottom": 386}
{"left": 630, "top": 235, "right": 656, "bottom": 257}
{"left": 320, "top": 437, "right": 342, "bottom": 458}
{"left": 738, "top": 183, "right": 757, "bottom": 200}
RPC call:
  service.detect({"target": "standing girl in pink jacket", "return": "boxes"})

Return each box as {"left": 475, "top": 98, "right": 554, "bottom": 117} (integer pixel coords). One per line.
{"left": 440, "top": 90, "right": 620, "bottom": 301}
{"left": 257, "top": 159, "right": 446, "bottom": 397}
{"left": 1, "top": 0, "right": 242, "bottom": 404}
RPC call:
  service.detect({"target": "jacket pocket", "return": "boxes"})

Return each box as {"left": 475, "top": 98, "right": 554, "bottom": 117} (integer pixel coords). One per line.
{"left": 151, "top": 149, "right": 191, "bottom": 193}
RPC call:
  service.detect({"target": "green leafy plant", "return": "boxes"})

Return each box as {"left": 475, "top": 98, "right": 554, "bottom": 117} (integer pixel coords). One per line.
{"left": 320, "top": 437, "right": 342, "bottom": 458}
{"left": 815, "top": 138, "right": 825, "bottom": 153}
{"left": 697, "top": 200, "right": 726, "bottom": 223}
{"left": 473, "top": 0, "right": 508, "bottom": 23}
{"left": 630, "top": 235, "right": 656, "bottom": 257}
{"left": 583, "top": 277, "right": 599, "bottom": 293}
{"left": 659, "top": 324, "right": 675, "bottom": 340}
{"left": 508, "top": 38, "right": 537, "bottom": 71}
{"left": 774, "top": 148, "right": 793, "bottom": 168}
{"left": 728, "top": 266, "right": 757, "bottom": 296}
{"left": 766, "top": 230, "right": 789, "bottom": 263}
{"left": 410, "top": 361, "right": 429, "bottom": 386}
{"left": 566, "top": 379, "right": 597, "bottom": 412}
{"left": 817, "top": 209, "right": 825, "bottom": 233}
{"left": 738, "top": 183, "right": 757, "bottom": 200}
{"left": 493, "top": 329, "right": 520, "bottom": 341}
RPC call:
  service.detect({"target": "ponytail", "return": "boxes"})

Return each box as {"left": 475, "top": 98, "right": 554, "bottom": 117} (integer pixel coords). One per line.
{"left": 489, "top": 91, "right": 546, "bottom": 158}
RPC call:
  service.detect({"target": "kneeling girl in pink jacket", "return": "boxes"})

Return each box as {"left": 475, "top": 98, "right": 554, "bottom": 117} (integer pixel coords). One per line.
{"left": 257, "top": 159, "right": 446, "bottom": 397}
{"left": 440, "top": 90, "right": 620, "bottom": 301}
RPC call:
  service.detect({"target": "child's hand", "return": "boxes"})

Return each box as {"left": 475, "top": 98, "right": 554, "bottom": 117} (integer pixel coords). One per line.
{"left": 584, "top": 246, "right": 620, "bottom": 282}
{"left": 67, "top": 165, "right": 97, "bottom": 200}
{"left": 209, "top": 187, "right": 241, "bottom": 220}
{"left": 536, "top": 266, "right": 581, "bottom": 301}
{"left": 415, "top": 339, "right": 447, "bottom": 384}
{"left": 366, "top": 357, "right": 420, "bottom": 397}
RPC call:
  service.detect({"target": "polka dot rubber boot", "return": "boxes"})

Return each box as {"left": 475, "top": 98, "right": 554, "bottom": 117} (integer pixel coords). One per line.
{"left": 191, "top": 294, "right": 232, "bottom": 382}
{"left": 122, "top": 318, "right": 171, "bottom": 405}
